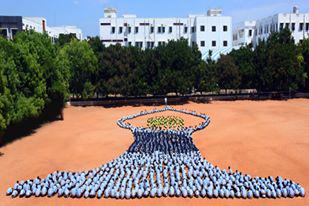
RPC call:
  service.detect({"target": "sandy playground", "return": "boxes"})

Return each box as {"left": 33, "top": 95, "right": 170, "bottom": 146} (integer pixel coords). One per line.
{"left": 0, "top": 99, "right": 309, "bottom": 206}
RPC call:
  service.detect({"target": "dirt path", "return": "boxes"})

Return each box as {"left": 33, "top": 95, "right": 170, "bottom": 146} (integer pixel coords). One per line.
{"left": 0, "top": 99, "right": 308, "bottom": 206}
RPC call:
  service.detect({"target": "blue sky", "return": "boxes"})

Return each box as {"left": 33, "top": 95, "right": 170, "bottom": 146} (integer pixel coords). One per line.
{"left": 1, "top": 0, "right": 309, "bottom": 37}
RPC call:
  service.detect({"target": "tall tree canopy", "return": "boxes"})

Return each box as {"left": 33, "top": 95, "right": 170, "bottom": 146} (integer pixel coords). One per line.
{"left": 217, "top": 54, "right": 241, "bottom": 90}
{"left": 61, "top": 40, "right": 98, "bottom": 99}
{"left": 229, "top": 46, "right": 255, "bottom": 89}
{"left": 262, "top": 28, "right": 304, "bottom": 91}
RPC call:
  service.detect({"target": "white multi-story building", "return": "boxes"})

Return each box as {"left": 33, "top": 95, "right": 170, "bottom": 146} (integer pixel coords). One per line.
{"left": 255, "top": 6, "right": 309, "bottom": 45}
{"left": 233, "top": 6, "right": 309, "bottom": 47}
{"left": 0, "top": 15, "right": 82, "bottom": 41}
{"left": 99, "top": 8, "right": 232, "bottom": 60}
{"left": 232, "top": 21, "right": 256, "bottom": 47}
{"left": 47, "top": 26, "right": 83, "bottom": 41}
{"left": 22, "top": 17, "right": 47, "bottom": 33}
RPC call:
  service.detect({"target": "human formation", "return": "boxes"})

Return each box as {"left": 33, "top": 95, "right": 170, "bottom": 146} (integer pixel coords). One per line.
{"left": 6, "top": 106, "right": 305, "bottom": 199}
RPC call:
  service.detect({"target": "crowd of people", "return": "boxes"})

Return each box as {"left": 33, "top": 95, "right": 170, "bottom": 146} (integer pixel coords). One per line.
{"left": 6, "top": 106, "right": 305, "bottom": 199}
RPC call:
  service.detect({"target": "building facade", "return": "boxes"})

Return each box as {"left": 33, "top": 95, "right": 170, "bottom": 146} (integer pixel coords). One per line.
{"left": 0, "top": 15, "right": 82, "bottom": 41}
{"left": 99, "top": 8, "right": 232, "bottom": 60}
{"left": 232, "top": 21, "right": 256, "bottom": 47}
{"left": 47, "top": 26, "right": 83, "bottom": 41}
{"left": 0, "top": 16, "right": 23, "bottom": 40}
{"left": 233, "top": 6, "right": 309, "bottom": 47}
{"left": 22, "top": 17, "right": 47, "bottom": 33}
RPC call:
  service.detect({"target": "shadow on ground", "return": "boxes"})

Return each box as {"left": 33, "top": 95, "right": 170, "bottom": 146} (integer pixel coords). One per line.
{"left": 0, "top": 105, "right": 64, "bottom": 148}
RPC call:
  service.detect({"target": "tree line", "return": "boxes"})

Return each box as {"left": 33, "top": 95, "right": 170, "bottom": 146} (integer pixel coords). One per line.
{"left": 0, "top": 28, "right": 309, "bottom": 135}
{"left": 86, "top": 28, "right": 308, "bottom": 97}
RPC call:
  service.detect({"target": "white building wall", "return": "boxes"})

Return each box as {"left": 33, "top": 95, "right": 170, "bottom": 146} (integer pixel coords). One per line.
{"left": 99, "top": 8, "right": 232, "bottom": 60}
{"left": 254, "top": 6, "right": 309, "bottom": 46}
{"left": 21, "top": 17, "right": 82, "bottom": 41}
{"left": 233, "top": 21, "right": 256, "bottom": 47}
{"left": 47, "top": 26, "right": 83, "bottom": 40}
{"left": 22, "top": 17, "right": 46, "bottom": 33}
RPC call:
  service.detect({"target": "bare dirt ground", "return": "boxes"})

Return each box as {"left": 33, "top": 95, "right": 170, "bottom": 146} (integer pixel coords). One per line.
{"left": 0, "top": 99, "right": 308, "bottom": 206}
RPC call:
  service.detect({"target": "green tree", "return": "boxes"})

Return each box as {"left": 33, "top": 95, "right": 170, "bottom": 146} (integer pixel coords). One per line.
{"left": 0, "top": 33, "right": 46, "bottom": 133}
{"left": 229, "top": 45, "right": 255, "bottom": 89}
{"left": 195, "top": 51, "right": 219, "bottom": 94}
{"left": 141, "top": 48, "right": 161, "bottom": 95}
{"left": 57, "top": 33, "right": 77, "bottom": 47}
{"left": 263, "top": 28, "right": 304, "bottom": 91}
{"left": 157, "top": 38, "right": 201, "bottom": 95}
{"left": 88, "top": 36, "right": 104, "bottom": 57}
{"left": 217, "top": 54, "right": 241, "bottom": 91}
{"left": 14, "top": 31, "right": 70, "bottom": 114}
{"left": 301, "top": 39, "right": 309, "bottom": 91}
{"left": 61, "top": 40, "right": 98, "bottom": 99}
{"left": 253, "top": 39, "right": 268, "bottom": 91}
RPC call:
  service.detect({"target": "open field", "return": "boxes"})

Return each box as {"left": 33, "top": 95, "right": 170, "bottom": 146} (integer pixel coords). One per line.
{"left": 0, "top": 99, "right": 309, "bottom": 206}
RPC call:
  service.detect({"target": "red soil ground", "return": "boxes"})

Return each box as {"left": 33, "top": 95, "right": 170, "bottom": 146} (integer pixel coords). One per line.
{"left": 0, "top": 99, "right": 308, "bottom": 206}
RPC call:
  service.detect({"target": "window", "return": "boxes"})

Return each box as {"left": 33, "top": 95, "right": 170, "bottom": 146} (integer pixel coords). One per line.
{"left": 11, "top": 29, "right": 18, "bottom": 38}
{"left": 169, "top": 26, "right": 172, "bottom": 33}
{"left": 191, "top": 26, "right": 195, "bottom": 33}
{"left": 101, "top": 22, "right": 111, "bottom": 26}
{"left": 119, "top": 27, "right": 123, "bottom": 33}
{"left": 200, "top": 25, "right": 205, "bottom": 32}
{"left": 306, "top": 23, "right": 309, "bottom": 31}
{"left": 248, "top": 29, "right": 252, "bottom": 37}
{"left": 233, "top": 34, "right": 237, "bottom": 41}
{"left": 270, "top": 24, "right": 274, "bottom": 32}
{"left": 264, "top": 26, "right": 268, "bottom": 34}
{"left": 285, "top": 23, "right": 289, "bottom": 29}
{"left": 135, "top": 42, "right": 143, "bottom": 48}
{"left": 200, "top": 41, "right": 205, "bottom": 47}
{"left": 111, "top": 27, "right": 115, "bottom": 34}
{"left": 280, "top": 23, "right": 284, "bottom": 31}
{"left": 191, "top": 41, "right": 196, "bottom": 46}
{"left": 223, "top": 41, "right": 228, "bottom": 47}
{"left": 0, "top": 28, "right": 8, "bottom": 38}
{"left": 212, "top": 41, "right": 216, "bottom": 47}
{"left": 212, "top": 26, "right": 216, "bottom": 32}
{"left": 158, "top": 26, "right": 166, "bottom": 33}
{"left": 128, "top": 42, "right": 132, "bottom": 46}
{"left": 184, "top": 26, "right": 188, "bottom": 33}
{"left": 128, "top": 27, "right": 131, "bottom": 34}
{"left": 299, "top": 23, "right": 304, "bottom": 31}
{"left": 291, "top": 23, "right": 295, "bottom": 31}
{"left": 223, "top": 25, "right": 228, "bottom": 32}
{"left": 150, "top": 26, "right": 154, "bottom": 33}
{"left": 135, "top": 26, "right": 139, "bottom": 33}
{"left": 147, "top": 41, "right": 155, "bottom": 49}
{"left": 299, "top": 39, "right": 303, "bottom": 44}
{"left": 158, "top": 41, "right": 166, "bottom": 46}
